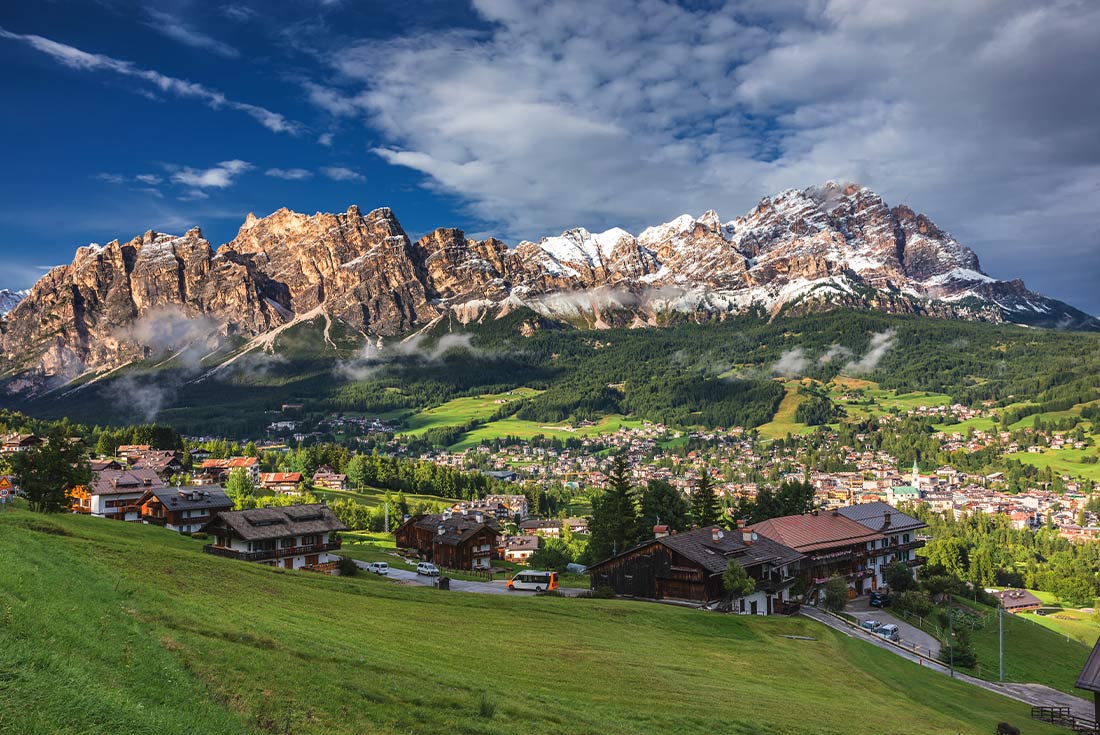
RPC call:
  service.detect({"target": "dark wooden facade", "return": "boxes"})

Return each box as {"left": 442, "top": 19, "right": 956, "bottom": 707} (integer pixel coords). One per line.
{"left": 395, "top": 513, "right": 501, "bottom": 571}
{"left": 589, "top": 543, "right": 726, "bottom": 601}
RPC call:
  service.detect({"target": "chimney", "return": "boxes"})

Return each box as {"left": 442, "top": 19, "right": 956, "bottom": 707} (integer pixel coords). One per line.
{"left": 883, "top": 510, "right": 892, "bottom": 529}
{"left": 438, "top": 524, "right": 446, "bottom": 536}
{"left": 736, "top": 519, "right": 746, "bottom": 529}
{"left": 712, "top": 528, "right": 721, "bottom": 543}
{"left": 742, "top": 529, "right": 756, "bottom": 545}
{"left": 653, "top": 525, "right": 669, "bottom": 538}
{"left": 475, "top": 511, "right": 484, "bottom": 524}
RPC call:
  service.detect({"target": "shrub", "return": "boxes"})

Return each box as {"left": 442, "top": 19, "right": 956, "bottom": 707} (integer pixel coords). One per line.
{"left": 823, "top": 576, "right": 849, "bottom": 613}
{"left": 190, "top": 532, "right": 207, "bottom": 540}
{"left": 590, "top": 586, "right": 616, "bottom": 599}
{"left": 337, "top": 557, "right": 358, "bottom": 576}
{"left": 893, "top": 590, "right": 933, "bottom": 618}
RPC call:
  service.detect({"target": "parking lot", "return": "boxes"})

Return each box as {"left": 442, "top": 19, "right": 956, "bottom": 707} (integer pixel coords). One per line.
{"left": 846, "top": 596, "right": 941, "bottom": 658}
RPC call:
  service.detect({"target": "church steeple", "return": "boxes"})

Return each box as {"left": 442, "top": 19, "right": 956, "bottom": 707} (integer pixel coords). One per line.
{"left": 911, "top": 459, "right": 920, "bottom": 487}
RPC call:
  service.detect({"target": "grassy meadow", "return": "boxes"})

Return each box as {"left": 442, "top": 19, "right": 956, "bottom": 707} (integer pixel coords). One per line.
{"left": 0, "top": 508, "right": 1062, "bottom": 735}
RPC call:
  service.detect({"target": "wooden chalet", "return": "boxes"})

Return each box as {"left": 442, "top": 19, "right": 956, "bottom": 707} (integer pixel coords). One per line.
{"left": 835, "top": 501, "right": 926, "bottom": 589}
{"left": 71, "top": 468, "right": 164, "bottom": 520}
{"left": 259, "top": 472, "right": 303, "bottom": 494}
{"left": 1076, "top": 639, "right": 1100, "bottom": 724}
{"left": 131, "top": 450, "right": 183, "bottom": 479}
{"left": 750, "top": 510, "right": 887, "bottom": 598}
{"left": 1, "top": 433, "right": 41, "bottom": 453}
{"left": 116, "top": 445, "right": 152, "bottom": 461}
{"left": 395, "top": 511, "right": 502, "bottom": 571}
{"left": 137, "top": 485, "right": 233, "bottom": 533}
{"left": 311, "top": 467, "right": 347, "bottom": 491}
{"left": 587, "top": 525, "right": 804, "bottom": 613}
{"left": 203, "top": 503, "right": 347, "bottom": 573}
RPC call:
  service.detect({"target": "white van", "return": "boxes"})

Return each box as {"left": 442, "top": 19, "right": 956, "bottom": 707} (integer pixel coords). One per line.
{"left": 366, "top": 561, "right": 389, "bottom": 575}
{"left": 877, "top": 624, "right": 900, "bottom": 642}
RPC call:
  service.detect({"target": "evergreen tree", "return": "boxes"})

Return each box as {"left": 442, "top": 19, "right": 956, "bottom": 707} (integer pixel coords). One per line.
{"left": 225, "top": 467, "right": 256, "bottom": 510}
{"left": 586, "top": 455, "right": 641, "bottom": 562}
{"left": 691, "top": 471, "right": 720, "bottom": 527}
{"left": 639, "top": 479, "right": 690, "bottom": 533}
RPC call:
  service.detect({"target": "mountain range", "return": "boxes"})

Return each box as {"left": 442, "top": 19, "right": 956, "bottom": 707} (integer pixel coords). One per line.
{"left": 2, "top": 181, "right": 1096, "bottom": 394}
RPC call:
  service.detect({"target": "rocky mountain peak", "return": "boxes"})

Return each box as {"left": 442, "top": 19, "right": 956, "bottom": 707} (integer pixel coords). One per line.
{"left": 2, "top": 184, "right": 1095, "bottom": 391}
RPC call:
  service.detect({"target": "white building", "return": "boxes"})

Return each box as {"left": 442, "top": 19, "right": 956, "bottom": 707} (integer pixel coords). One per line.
{"left": 203, "top": 504, "right": 348, "bottom": 572}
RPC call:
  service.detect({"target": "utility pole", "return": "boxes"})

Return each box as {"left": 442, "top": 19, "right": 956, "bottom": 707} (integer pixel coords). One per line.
{"left": 999, "top": 606, "right": 1005, "bottom": 682}
{"left": 384, "top": 501, "right": 389, "bottom": 533}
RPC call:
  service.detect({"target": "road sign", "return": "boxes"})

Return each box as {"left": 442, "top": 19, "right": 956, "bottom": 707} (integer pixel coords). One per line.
{"left": 0, "top": 488, "right": 7, "bottom": 499}
{"left": 0, "top": 476, "right": 11, "bottom": 491}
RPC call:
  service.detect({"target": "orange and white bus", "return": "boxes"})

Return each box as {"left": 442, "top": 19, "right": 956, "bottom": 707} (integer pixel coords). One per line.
{"left": 507, "top": 570, "right": 558, "bottom": 592}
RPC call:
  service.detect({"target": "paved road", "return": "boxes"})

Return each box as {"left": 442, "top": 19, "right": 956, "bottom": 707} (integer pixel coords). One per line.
{"left": 847, "top": 597, "right": 941, "bottom": 658}
{"left": 344, "top": 558, "right": 584, "bottom": 597}
{"left": 800, "top": 606, "right": 1094, "bottom": 717}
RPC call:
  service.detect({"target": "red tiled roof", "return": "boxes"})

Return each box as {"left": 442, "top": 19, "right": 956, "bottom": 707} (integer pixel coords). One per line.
{"left": 260, "top": 472, "right": 302, "bottom": 483}
{"left": 200, "top": 457, "right": 258, "bottom": 469}
{"left": 750, "top": 511, "right": 885, "bottom": 553}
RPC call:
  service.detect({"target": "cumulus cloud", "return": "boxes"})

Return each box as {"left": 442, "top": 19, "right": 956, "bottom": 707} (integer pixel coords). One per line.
{"left": 304, "top": 0, "right": 1100, "bottom": 312}
{"left": 265, "top": 167, "right": 313, "bottom": 180}
{"left": 322, "top": 166, "right": 365, "bottom": 182}
{"left": 771, "top": 348, "right": 810, "bottom": 377}
{"left": 171, "top": 160, "right": 252, "bottom": 188}
{"left": 135, "top": 174, "right": 162, "bottom": 185}
{"left": 0, "top": 26, "right": 299, "bottom": 134}
{"left": 317, "top": 132, "right": 334, "bottom": 146}
{"left": 142, "top": 9, "right": 239, "bottom": 58}
{"left": 844, "top": 330, "right": 898, "bottom": 375}
{"left": 337, "top": 333, "right": 479, "bottom": 380}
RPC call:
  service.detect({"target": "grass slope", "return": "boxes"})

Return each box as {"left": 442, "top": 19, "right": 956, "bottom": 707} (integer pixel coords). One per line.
{"left": 398, "top": 389, "right": 542, "bottom": 437}
{"left": 955, "top": 598, "right": 1092, "bottom": 693}
{"left": 0, "top": 509, "right": 1061, "bottom": 735}
{"left": 1020, "top": 609, "right": 1100, "bottom": 647}
{"left": 756, "top": 381, "right": 813, "bottom": 440}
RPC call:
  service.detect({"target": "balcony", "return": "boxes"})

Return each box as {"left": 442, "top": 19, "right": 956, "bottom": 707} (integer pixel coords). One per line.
{"left": 203, "top": 538, "right": 342, "bottom": 563}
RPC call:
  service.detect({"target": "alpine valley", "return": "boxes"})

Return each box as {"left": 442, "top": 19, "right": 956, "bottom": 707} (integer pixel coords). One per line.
{"left": 2, "top": 181, "right": 1098, "bottom": 434}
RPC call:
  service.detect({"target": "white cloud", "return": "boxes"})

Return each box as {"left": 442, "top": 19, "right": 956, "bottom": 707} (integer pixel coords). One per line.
{"left": 317, "top": 132, "right": 334, "bottom": 146}
{"left": 94, "top": 172, "right": 125, "bottom": 184}
{"left": 306, "top": 0, "right": 1100, "bottom": 311}
{"left": 171, "top": 160, "right": 252, "bottom": 188}
{"left": 135, "top": 174, "right": 162, "bottom": 185}
{"left": 142, "top": 9, "right": 239, "bottom": 58}
{"left": 178, "top": 189, "right": 211, "bottom": 201}
{"left": 220, "top": 4, "right": 256, "bottom": 22}
{"left": 771, "top": 348, "right": 810, "bottom": 377}
{"left": 322, "top": 166, "right": 365, "bottom": 182}
{"left": 844, "top": 330, "right": 898, "bottom": 375}
{"left": 0, "top": 25, "right": 299, "bottom": 134}
{"left": 265, "top": 167, "right": 313, "bottom": 180}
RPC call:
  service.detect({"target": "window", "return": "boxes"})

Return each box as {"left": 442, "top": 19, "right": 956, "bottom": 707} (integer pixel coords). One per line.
{"left": 903, "top": 534, "right": 910, "bottom": 543}
{"left": 280, "top": 538, "right": 297, "bottom": 548}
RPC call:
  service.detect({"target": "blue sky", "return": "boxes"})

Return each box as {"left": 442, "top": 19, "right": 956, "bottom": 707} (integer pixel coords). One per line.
{"left": 1, "top": 0, "right": 1098, "bottom": 314}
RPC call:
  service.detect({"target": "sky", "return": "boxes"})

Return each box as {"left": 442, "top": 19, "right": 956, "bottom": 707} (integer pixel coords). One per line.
{"left": 1, "top": 0, "right": 1098, "bottom": 314}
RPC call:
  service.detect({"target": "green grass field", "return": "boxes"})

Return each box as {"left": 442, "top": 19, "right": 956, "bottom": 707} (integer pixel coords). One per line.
{"left": 1020, "top": 609, "right": 1100, "bottom": 647}
{"left": 955, "top": 598, "right": 1092, "bottom": 693}
{"left": 449, "top": 414, "right": 646, "bottom": 451}
{"left": 398, "top": 388, "right": 542, "bottom": 437}
{"left": 0, "top": 509, "right": 1060, "bottom": 735}
{"left": 1012, "top": 447, "right": 1100, "bottom": 482}
{"left": 757, "top": 381, "right": 814, "bottom": 439}
{"left": 310, "top": 486, "right": 459, "bottom": 511}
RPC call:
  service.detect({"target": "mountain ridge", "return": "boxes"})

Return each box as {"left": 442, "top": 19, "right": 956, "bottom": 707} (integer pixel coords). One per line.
{"left": 2, "top": 181, "right": 1096, "bottom": 393}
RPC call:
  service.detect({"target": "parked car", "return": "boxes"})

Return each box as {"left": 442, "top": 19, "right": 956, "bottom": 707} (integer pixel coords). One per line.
{"left": 416, "top": 562, "right": 440, "bottom": 577}
{"left": 366, "top": 561, "right": 389, "bottom": 575}
{"left": 877, "top": 624, "right": 900, "bottom": 642}
{"left": 860, "top": 619, "right": 881, "bottom": 632}
{"left": 869, "top": 591, "right": 892, "bottom": 608}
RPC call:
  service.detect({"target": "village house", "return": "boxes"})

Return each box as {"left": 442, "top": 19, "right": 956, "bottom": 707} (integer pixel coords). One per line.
{"left": 750, "top": 510, "right": 888, "bottom": 598}
{"left": 519, "top": 517, "right": 588, "bottom": 537}
{"left": 587, "top": 525, "right": 804, "bottom": 613}
{"left": 200, "top": 456, "right": 261, "bottom": 483}
{"left": 312, "top": 467, "right": 348, "bottom": 491}
{"left": 130, "top": 450, "right": 184, "bottom": 479}
{"left": 71, "top": 468, "right": 164, "bottom": 520}
{"left": 1, "top": 433, "right": 41, "bottom": 453}
{"left": 203, "top": 503, "right": 346, "bottom": 572}
{"left": 395, "top": 511, "right": 502, "bottom": 571}
{"left": 992, "top": 588, "right": 1044, "bottom": 613}
{"left": 484, "top": 493, "right": 530, "bottom": 520}
{"left": 136, "top": 485, "right": 233, "bottom": 533}
{"left": 835, "top": 501, "right": 927, "bottom": 587}
{"left": 116, "top": 444, "right": 152, "bottom": 462}
{"left": 500, "top": 534, "right": 540, "bottom": 563}
{"left": 259, "top": 472, "right": 303, "bottom": 494}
